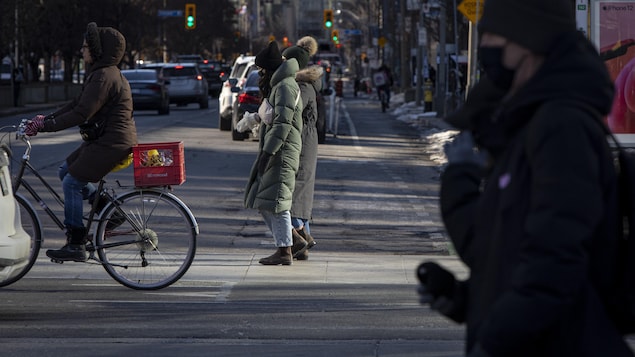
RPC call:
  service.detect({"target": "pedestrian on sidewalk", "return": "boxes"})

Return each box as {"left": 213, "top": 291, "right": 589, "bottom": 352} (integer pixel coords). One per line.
{"left": 282, "top": 36, "right": 323, "bottom": 260}
{"left": 417, "top": 0, "right": 633, "bottom": 356}
{"left": 24, "top": 22, "right": 137, "bottom": 263}
{"left": 244, "top": 41, "right": 303, "bottom": 266}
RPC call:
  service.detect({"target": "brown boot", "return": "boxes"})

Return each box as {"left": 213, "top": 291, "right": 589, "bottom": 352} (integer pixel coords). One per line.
{"left": 295, "top": 250, "right": 309, "bottom": 261}
{"left": 259, "top": 247, "right": 292, "bottom": 265}
{"left": 292, "top": 229, "right": 308, "bottom": 258}
{"left": 297, "top": 227, "right": 316, "bottom": 249}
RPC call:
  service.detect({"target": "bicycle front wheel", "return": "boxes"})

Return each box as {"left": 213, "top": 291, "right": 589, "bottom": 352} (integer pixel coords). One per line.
{"left": 95, "top": 189, "right": 197, "bottom": 290}
{"left": 0, "top": 193, "right": 43, "bottom": 287}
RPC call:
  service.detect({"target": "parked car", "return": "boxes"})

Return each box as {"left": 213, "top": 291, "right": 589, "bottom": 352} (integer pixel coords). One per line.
{"left": 198, "top": 60, "right": 224, "bottom": 97}
{"left": 141, "top": 62, "right": 167, "bottom": 74}
{"left": 218, "top": 55, "right": 256, "bottom": 131}
{"left": 231, "top": 70, "right": 262, "bottom": 141}
{"left": 176, "top": 54, "right": 204, "bottom": 63}
{"left": 0, "top": 145, "right": 30, "bottom": 284}
{"left": 160, "top": 63, "right": 208, "bottom": 109}
{"left": 121, "top": 69, "right": 170, "bottom": 115}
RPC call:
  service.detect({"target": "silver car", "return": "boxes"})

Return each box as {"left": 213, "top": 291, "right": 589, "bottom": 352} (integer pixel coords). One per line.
{"left": 161, "top": 63, "right": 209, "bottom": 109}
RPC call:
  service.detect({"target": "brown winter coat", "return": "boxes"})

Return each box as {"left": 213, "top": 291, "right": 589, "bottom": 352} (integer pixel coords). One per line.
{"left": 41, "top": 26, "right": 136, "bottom": 183}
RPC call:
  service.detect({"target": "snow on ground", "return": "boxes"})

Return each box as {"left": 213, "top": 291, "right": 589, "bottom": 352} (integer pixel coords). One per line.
{"left": 388, "top": 93, "right": 459, "bottom": 166}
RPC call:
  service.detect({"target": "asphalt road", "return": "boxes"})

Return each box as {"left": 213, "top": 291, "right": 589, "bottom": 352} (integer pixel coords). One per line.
{"left": 0, "top": 94, "right": 467, "bottom": 356}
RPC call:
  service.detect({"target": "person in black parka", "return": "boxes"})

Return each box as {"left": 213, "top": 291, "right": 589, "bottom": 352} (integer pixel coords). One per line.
{"left": 417, "top": 0, "right": 634, "bottom": 356}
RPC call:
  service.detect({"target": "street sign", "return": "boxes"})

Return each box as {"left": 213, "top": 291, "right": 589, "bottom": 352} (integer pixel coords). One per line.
{"left": 343, "top": 29, "right": 362, "bottom": 36}
{"left": 158, "top": 10, "right": 183, "bottom": 17}
{"left": 457, "top": 0, "right": 484, "bottom": 23}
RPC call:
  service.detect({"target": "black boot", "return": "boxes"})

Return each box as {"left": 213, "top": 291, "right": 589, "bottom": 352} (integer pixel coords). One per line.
{"left": 46, "top": 227, "right": 88, "bottom": 262}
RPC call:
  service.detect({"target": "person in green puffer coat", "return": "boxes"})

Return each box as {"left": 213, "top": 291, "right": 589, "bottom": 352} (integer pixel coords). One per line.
{"left": 244, "top": 41, "right": 303, "bottom": 265}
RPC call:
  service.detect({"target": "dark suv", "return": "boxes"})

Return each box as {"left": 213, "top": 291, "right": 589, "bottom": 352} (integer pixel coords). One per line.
{"left": 198, "top": 60, "right": 224, "bottom": 97}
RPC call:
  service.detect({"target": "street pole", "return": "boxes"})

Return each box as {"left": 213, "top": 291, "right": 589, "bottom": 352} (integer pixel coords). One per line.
{"left": 399, "top": 0, "right": 410, "bottom": 93}
{"left": 416, "top": 10, "right": 425, "bottom": 106}
{"left": 436, "top": 3, "right": 447, "bottom": 117}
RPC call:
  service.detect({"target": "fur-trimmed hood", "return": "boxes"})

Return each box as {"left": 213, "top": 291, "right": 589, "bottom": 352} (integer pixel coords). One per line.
{"left": 295, "top": 64, "right": 323, "bottom": 84}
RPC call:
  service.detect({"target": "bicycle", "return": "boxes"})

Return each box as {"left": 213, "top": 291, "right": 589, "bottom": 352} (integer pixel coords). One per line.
{"left": 0, "top": 119, "right": 199, "bottom": 290}
{"left": 378, "top": 86, "right": 388, "bottom": 113}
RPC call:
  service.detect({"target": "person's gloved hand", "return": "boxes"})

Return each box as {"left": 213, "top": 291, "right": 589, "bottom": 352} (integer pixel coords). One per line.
{"left": 443, "top": 131, "right": 488, "bottom": 167}
{"left": 467, "top": 343, "right": 493, "bottom": 357}
{"left": 417, "top": 261, "right": 465, "bottom": 322}
{"left": 24, "top": 115, "right": 45, "bottom": 136}
{"left": 236, "top": 112, "right": 261, "bottom": 133}
{"left": 257, "top": 152, "right": 271, "bottom": 176}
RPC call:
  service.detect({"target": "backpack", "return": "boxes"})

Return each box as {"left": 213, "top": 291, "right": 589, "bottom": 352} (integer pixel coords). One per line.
{"left": 567, "top": 100, "right": 635, "bottom": 334}
{"left": 602, "top": 128, "right": 635, "bottom": 334}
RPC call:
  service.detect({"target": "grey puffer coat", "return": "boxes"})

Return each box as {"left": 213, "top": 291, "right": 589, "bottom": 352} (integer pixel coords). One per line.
{"left": 41, "top": 26, "right": 137, "bottom": 183}
{"left": 244, "top": 59, "right": 303, "bottom": 213}
{"left": 290, "top": 65, "right": 323, "bottom": 220}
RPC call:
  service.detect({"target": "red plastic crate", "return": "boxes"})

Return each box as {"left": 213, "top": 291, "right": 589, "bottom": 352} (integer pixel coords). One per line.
{"left": 132, "top": 142, "right": 185, "bottom": 187}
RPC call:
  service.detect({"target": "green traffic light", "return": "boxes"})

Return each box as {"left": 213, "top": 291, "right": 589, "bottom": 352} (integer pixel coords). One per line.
{"left": 187, "top": 15, "right": 194, "bottom": 27}
{"left": 325, "top": 20, "right": 332, "bottom": 28}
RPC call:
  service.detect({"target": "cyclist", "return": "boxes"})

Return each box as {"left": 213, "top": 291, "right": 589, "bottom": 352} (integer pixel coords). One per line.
{"left": 24, "top": 22, "right": 137, "bottom": 262}
{"left": 372, "top": 63, "right": 394, "bottom": 108}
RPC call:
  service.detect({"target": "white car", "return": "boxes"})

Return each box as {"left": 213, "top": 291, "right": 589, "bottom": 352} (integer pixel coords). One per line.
{"left": 0, "top": 145, "right": 30, "bottom": 284}
{"left": 218, "top": 55, "right": 256, "bottom": 131}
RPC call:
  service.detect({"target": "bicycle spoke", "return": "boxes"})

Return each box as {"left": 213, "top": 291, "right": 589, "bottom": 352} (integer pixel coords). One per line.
{"left": 95, "top": 189, "right": 196, "bottom": 290}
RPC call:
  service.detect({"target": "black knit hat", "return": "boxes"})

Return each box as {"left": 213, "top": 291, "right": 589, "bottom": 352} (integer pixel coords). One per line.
{"left": 255, "top": 41, "right": 283, "bottom": 71}
{"left": 478, "top": 0, "right": 576, "bottom": 54}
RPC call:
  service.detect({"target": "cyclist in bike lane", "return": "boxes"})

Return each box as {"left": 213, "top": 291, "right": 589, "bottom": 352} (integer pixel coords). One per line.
{"left": 372, "top": 63, "right": 394, "bottom": 108}
{"left": 24, "top": 22, "right": 137, "bottom": 262}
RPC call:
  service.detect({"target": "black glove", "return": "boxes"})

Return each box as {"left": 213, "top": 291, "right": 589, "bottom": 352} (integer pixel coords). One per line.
{"left": 417, "top": 261, "right": 465, "bottom": 322}
{"left": 257, "top": 152, "right": 271, "bottom": 176}
{"left": 443, "top": 131, "right": 488, "bottom": 167}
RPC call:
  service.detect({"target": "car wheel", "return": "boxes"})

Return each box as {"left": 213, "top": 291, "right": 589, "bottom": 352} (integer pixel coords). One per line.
{"left": 199, "top": 96, "right": 209, "bottom": 109}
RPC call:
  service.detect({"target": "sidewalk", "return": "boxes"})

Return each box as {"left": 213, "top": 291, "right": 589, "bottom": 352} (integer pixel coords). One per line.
{"left": 0, "top": 101, "right": 66, "bottom": 118}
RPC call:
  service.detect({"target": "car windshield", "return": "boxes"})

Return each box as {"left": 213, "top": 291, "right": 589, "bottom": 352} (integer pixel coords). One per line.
{"left": 245, "top": 71, "right": 259, "bottom": 87}
{"left": 162, "top": 67, "right": 197, "bottom": 77}
{"left": 123, "top": 71, "right": 157, "bottom": 81}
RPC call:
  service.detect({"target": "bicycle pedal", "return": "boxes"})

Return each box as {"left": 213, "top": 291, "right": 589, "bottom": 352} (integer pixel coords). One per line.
{"left": 50, "top": 258, "right": 64, "bottom": 264}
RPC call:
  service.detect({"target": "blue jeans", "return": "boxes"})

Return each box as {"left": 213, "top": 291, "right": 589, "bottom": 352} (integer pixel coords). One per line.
{"left": 58, "top": 162, "right": 95, "bottom": 228}
{"left": 260, "top": 210, "right": 292, "bottom": 247}
{"left": 291, "top": 217, "right": 310, "bottom": 234}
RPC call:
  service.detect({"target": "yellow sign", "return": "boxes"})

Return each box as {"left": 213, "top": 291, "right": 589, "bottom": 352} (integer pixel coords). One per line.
{"left": 457, "top": 0, "right": 484, "bottom": 23}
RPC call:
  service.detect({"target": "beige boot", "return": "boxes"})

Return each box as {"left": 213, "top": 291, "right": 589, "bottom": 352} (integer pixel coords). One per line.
{"left": 259, "top": 247, "right": 292, "bottom": 265}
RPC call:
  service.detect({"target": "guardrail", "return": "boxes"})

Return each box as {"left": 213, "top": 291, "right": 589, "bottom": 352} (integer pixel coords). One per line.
{"left": 0, "top": 83, "right": 81, "bottom": 108}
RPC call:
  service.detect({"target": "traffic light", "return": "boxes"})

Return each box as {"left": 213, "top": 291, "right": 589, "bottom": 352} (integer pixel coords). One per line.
{"left": 331, "top": 30, "right": 339, "bottom": 42}
{"left": 323, "top": 9, "right": 333, "bottom": 29}
{"left": 185, "top": 3, "right": 196, "bottom": 30}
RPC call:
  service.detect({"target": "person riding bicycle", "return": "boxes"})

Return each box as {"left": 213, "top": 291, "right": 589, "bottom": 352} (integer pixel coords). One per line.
{"left": 372, "top": 63, "right": 394, "bottom": 108}
{"left": 24, "top": 22, "right": 137, "bottom": 262}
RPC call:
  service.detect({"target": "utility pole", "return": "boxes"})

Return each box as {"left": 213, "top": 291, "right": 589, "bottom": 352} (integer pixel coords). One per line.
{"left": 436, "top": 2, "right": 447, "bottom": 117}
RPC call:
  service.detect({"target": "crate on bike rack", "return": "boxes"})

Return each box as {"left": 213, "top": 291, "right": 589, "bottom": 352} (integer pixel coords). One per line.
{"left": 132, "top": 142, "right": 185, "bottom": 187}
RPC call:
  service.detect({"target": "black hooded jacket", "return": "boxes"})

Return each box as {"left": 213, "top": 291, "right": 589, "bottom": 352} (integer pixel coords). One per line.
{"left": 440, "top": 31, "right": 633, "bottom": 356}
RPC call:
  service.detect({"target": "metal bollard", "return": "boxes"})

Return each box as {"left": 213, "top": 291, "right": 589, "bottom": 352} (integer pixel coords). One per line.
{"left": 327, "top": 87, "right": 336, "bottom": 134}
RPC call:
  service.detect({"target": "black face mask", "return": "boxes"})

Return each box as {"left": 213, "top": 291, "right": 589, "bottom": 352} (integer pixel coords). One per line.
{"left": 478, "top": 47, "right": 515, "bottom": 91}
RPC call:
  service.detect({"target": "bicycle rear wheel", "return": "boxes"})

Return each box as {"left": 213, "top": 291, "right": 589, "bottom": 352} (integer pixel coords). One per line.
{"left": 95, "top": 189, "right": 197, "bottom": 290}
{"left": 0, "top": 193, "right": 43, "bottom": 287}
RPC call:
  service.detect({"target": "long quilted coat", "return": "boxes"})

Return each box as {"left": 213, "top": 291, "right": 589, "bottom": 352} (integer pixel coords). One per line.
{"left": 244, "top": 59, "right": 303, "bottom": 213}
